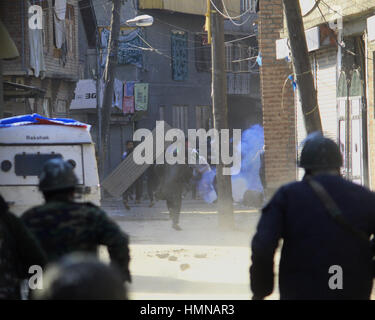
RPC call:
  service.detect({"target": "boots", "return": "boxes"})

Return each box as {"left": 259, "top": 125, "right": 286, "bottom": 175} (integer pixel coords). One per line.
{"left": 123, "top": 201, "right": 130, "bottom": 210}
{"left": 170, "top": 213, "right": 182, "bottom": 231}
{"left": 172, "top": 222, "right": 182, "bottom": 231}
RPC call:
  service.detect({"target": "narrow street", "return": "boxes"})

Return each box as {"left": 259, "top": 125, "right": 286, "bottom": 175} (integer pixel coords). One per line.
{"left": 102, "top": 198, "right": 281, "bottom": 300}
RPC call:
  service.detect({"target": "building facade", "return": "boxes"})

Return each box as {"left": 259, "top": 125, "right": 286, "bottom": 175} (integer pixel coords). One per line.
{"left": 259, "top": 0, "right": 375, "bottom": 194}
{"left": 1, "top": 0, "right": 80, "bottom": 119}
{"left": 75, "top": 0, "right": 262, "bottom": 177}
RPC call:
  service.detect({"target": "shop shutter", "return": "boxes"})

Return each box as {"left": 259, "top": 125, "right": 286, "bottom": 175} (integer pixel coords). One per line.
{"left": 295, "top": 47, "right": 338, "bottom": 180}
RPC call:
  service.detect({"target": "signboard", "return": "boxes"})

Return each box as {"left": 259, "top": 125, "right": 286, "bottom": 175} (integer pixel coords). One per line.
{"left": 134, "top": 83, "right": 149, "bottom": 111}
{"left": 276, "top": 27, "right": 320, "bottom": 60}
{"left": 368, "top": 15, "right": 375, "bottom": 42}
{"left": 70, "top": 79, "right": 96, "bottom": 109}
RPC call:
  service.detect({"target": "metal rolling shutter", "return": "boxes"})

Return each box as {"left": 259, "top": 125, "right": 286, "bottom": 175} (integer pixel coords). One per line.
{"left": 295, "top": 47, "right": 338, "bottom": 180}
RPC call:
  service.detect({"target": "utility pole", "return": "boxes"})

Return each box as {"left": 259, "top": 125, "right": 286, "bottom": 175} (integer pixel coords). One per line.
{"left": 210, "top": 0, "right": 234, "bottom": 229}
{"left": 283, "top": 0, "right": 322, "bottom": 134}
{"left": 100, "top": 0, "right": 121, "bottom": 179}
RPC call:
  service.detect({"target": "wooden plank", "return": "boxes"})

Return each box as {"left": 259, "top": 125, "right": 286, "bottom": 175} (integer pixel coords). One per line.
{"left": 101, "top": 122, "right": 172, "bottom": 197}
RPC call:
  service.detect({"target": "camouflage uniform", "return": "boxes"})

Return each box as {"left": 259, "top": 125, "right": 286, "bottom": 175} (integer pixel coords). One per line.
{"left": 21, "top": 201, "right": 131, "bottom": 282}
{"left": 0, "top": 207, "right": 47, "bottom": 299}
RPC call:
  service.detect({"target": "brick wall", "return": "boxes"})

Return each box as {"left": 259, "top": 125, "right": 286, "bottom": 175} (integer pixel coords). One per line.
{"left": 259, "top": 0, "right": 296, "bottom": 196}
{"left": 1, "top": 0, "right": 79, "bottom": 80}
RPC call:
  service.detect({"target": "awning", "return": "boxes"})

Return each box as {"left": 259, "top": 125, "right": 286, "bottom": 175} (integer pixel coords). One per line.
{"left": 3, "top": 81, "right": 46, "bottom": 99}
{"left": 0, "top": 19, "right": 19, "bottom": 59}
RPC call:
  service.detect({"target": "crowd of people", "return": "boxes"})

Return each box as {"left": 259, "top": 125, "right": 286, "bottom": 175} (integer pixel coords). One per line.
{"left": 121, "top": 138, "right": 215, "bottom": 230}
{"left": 2, "top": 133, "right": 375, "bottom": 299}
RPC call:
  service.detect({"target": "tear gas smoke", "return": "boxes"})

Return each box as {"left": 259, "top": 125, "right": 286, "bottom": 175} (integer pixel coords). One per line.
{"left": 231, "top": 124, "right": 264, "bottom": 203}
{"left": 197, "top": 124, "right": 264, "bottom": 204}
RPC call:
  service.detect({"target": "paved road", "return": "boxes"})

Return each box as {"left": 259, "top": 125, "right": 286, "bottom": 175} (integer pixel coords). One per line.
{"left": 101, "top": 198, "right": 281, "bottom": 300}
{"left": 102, "top": 198, "right": 375, "bottom": 300}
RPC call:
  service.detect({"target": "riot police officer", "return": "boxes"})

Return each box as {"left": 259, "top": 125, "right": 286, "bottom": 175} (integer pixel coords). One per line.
{"left": 250, "top": 133, "right": 375, "bottom": 300}
{"left": 33, "top": 253, "right": 127, "bottom": 300}
{"left": 21, "top": 159, "right": 131, "bottom": 283}
{"left": 0, "top": 194, "right": 47, "bottom": 299}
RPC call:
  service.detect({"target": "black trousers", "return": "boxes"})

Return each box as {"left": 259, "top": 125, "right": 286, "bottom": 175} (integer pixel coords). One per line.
{"left": 166, "top": 195, "right": 182, "bottom": 225}
{"left": 122, "top": 184, "right": 134, "bottom": 202}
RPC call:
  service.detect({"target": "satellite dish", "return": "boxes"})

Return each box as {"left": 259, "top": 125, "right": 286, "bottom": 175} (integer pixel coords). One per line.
{"left": 299, "top": 0, "right": 317, "bottom": 17}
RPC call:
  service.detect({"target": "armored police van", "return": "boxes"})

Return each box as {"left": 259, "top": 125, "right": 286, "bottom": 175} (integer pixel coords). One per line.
{"left": 0, "top": 114, "right": 100, "bottom": 215}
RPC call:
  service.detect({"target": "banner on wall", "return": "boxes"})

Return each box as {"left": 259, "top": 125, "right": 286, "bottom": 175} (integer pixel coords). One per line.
{"left": 134, "top": 83, "right": 149, "bottom": 111}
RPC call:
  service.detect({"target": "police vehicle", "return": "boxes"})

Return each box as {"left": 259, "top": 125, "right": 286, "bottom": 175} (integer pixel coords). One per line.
{"left": 0, "top": 114, "right": 101, "bottom": 215}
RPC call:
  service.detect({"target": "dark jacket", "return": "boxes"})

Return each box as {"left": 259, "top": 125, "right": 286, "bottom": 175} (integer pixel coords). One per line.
{"left": 22, "top": 201, "right": 131, "bottom": 282}
{"left": 0, "top": 196, "right": 47, "bottom": 299}
{"left": 155, "top": 164, "right": 192, "bottom": 200}
{"left": 250, "top": 174, "right": 375, "bottom": 300}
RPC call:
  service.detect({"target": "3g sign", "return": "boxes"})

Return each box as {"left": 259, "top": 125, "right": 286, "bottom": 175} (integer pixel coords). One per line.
{"left": 85, "top": 93, "right": 96, "bottom": 99}
{"left": 28, "top": 5, "right": 43, "bottom": 30}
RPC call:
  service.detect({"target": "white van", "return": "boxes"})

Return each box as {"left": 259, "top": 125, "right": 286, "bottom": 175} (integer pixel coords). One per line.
{"left": 0, "top": 123, "right": 101, "bottom": 215}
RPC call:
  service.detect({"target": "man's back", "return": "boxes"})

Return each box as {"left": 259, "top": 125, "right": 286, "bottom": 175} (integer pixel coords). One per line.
{"left": 251, "top": 174, "right": 375, "bottom": 299}
{"left": 21, "top": 201, "right": 131, "bottom": 281}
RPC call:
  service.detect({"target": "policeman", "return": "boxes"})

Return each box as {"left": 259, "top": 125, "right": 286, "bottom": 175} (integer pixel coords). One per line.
{"left": 0, "top": 194, "right": 47, "bottom": 299}
{"left": 33, "top": 253, "right": 127, "bottom": 300}
{"left": 250, "top": 133, "right": 375, "bottom": 300}
{"left": 21, "top": 159, "right": 131, "bottom": 283}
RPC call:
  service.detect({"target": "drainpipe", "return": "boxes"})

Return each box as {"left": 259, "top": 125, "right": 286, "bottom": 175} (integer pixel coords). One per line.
{"left": 96, "top": 28, "right": 102, "bottom": 158}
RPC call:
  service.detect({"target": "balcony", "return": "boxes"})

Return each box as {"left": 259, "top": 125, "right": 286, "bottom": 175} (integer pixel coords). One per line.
{"left": 227, "top": 72, "right": 251, "bottom": 95}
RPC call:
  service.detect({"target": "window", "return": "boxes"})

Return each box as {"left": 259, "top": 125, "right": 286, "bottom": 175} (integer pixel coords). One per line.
{"left": 225, "top": 43, "right": 233, "bottom": 72}
{"left": 195, "top": 33, "right": 211, "bottom": 72}
{"left": 226, "top": 42, "right": 256, "bottom": 72}
{"left": 196, "top": 106, "right": 212, "bottom": 131}
{"left": 171, "top": 31, "right": 188, "bottom": 81}
{"left": 55, "top": 99, "right": 67, "bottom": 114}
{"left": 172, "top": 106, "right": 188, "bottom": 134}
{"left": 232, "top": 44, "right": 240, "bottom": 72}
{"left": 15, "top": 154, "right": 62, "bottom": 176}
{"left": 159, "top": 105, "right": 165, "bottom": 121}
{"left": 36, "top": 98, "right": 50, "bottom": 116}
{"left": 66, "top": 4, "right": 75, "bottom": 57}
{"left": 241, "top": 0, "right": 257, "bottom": 12}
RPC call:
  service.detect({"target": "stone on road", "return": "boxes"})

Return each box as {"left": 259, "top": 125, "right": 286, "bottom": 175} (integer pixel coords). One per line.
{"left": 102, "top": 198, "right": 280, "bottom": 300}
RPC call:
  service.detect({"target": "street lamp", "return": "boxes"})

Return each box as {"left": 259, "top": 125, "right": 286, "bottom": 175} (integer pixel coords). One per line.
{"left": 96, "top": 14, "right": 153, "bottom": 179}
{"left": 125, "top": 14, "right": 154, "bottom": 27}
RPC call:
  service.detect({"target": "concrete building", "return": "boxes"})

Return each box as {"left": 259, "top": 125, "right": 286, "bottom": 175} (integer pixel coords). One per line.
{"left": 75, "top": 0, "right": 262, "bottom": 177}
{"left": 259, "top": 0, "right": 375, "bottom": 194}
{"left": 1, "top": 0, "right": 80, "bottom": 119}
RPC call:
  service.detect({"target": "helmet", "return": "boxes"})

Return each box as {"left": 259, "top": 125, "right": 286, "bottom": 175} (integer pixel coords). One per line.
{"left": 39, "top": 158, "right": 78, "bottom": 192}
{"left": 299, "top": 133, "right": 343, "bottom": 170}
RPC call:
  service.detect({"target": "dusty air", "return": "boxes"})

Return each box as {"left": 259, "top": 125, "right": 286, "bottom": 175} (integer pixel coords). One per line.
{"left": 1, "top": 0, "right": 375, "bottom": 309}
